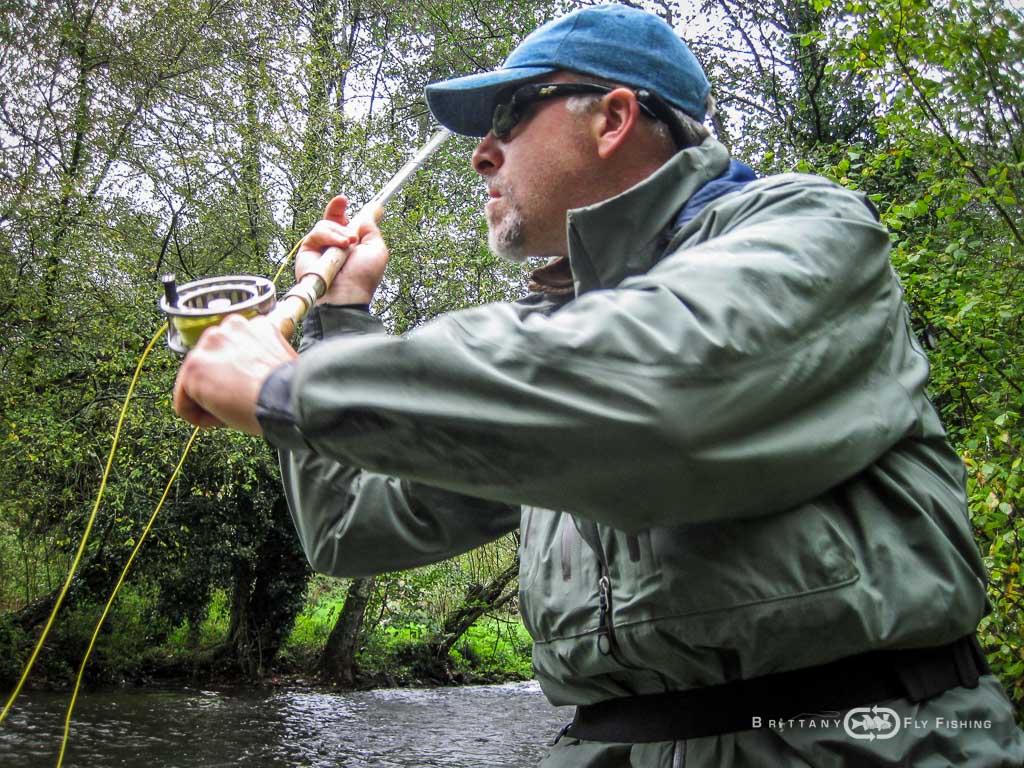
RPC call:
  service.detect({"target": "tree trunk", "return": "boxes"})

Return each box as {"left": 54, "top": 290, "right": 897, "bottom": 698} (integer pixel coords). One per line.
{"left": 220, "top": 497, "right": 309, "bottom": 679}
{"left": 240, "top": 39, "right": 268, "bottom": 266}
{"left": 424, "top": 555, "right": 520, "bottom": 680}
{"left": 289, "top": 0, "right": 341, "bottom": 233}
{"left": 321, "top": 576, "right": 375, "bottom": 686}
{"left": 223, "top": 561, "right": 258, "bottom": 676}
{"left": 249, "top": 504, "right": 310, "bottom": 664}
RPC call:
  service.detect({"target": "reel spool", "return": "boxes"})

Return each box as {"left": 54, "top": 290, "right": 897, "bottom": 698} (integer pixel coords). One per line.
{"left": 159, "top": 274, "right": 276, "bottom": 354}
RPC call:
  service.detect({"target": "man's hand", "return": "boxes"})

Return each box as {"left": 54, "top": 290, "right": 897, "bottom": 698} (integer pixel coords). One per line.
{"left": 173, "top": 314, "right": 298, "bottom": 434}
{"left": 172, "top": 195, "right": 388, "bottom": 433}
{"left": 297, "top": 195, "right": 390, "bottom": 306}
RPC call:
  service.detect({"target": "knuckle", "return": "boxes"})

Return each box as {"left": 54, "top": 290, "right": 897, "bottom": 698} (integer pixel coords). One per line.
{"left": 220, "top": 313, "right": 249, "bottom": 331}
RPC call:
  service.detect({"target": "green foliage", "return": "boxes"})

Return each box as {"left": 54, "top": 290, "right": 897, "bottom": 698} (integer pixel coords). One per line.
{"left": 449, "top": 618, "right": 533, "bottom": 680}
{"left": 277, "top": 583, "right": 532, "bottom": 683}
{"left": 284, "top": 578, "right": 349, "bottom": 652}
{"left": 199, "top": 589, "right": 232, "bottom": 642}
{"left": 32, "top": 582, "right": 177, "bottom": 687}
{"left": 0, "top": 615, "right": 31, "bottom": 686}
{"left": 1, "top": 0, "right": 546, "bottom": 690}
{"left": 2, "top": 0, "right": 1021, "bottom": 718}
{"left": 356, "top": 616, "right": 531, "bottom": 683}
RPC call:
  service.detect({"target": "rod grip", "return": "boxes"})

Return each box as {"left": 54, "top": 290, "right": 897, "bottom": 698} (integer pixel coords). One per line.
{"left": 302, "top": 243, "right": 352, "bottom": 296}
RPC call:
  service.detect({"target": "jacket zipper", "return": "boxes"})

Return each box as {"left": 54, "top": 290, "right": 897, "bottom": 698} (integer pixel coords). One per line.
{"left": 594, "top": 557, "right": 672, "bottom": 692}
{"left": 597, "top": 573, "right": 614, "bottom": 656}
{"left": 595, "top": 559, "right": 652, "bottom": 672}
{"left": 573, "top": 516, "right": 672, "bottom": 686}
{"left": 575, "top": 518, "right": 647, "bottom": 669}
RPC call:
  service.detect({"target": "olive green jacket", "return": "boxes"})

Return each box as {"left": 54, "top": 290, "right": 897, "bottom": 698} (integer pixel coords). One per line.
{"left": 259, "top": 139, "right": 1019, "bottom": 764}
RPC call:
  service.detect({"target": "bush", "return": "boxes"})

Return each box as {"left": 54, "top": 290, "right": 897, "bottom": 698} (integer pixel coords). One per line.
{"left": 0, "top": 614, "right": 30, "bottom": 688}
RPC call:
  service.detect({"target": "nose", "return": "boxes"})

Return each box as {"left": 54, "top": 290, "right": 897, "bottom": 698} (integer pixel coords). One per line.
{"left": 472, "top": 132, "right": 503, "bottom": 177}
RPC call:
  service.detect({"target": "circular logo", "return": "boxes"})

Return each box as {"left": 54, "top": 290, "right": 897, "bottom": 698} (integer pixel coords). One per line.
{"left": 843, "top": 706, "right": 902, "bottom": 740}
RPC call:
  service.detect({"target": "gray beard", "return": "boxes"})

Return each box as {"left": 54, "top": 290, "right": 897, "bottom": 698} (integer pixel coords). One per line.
{"left": 487, "top": 206, "right": 528, "bottom": 263}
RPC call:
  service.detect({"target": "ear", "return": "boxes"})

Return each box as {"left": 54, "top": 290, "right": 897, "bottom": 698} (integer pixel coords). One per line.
{"left": 593, "top": 88, "right": 643, "bottom": 160}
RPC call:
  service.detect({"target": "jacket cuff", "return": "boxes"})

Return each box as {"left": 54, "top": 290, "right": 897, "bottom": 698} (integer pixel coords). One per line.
{"left": 255, "top": 361, "right": 311, "bottom": 450}
{"left": 300, "top": 303, "right": 384, "bottom": 351}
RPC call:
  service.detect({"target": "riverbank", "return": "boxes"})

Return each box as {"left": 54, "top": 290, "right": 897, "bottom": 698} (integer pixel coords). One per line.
{"left": 2, "top": 584, "right": 534, "bottom": 695}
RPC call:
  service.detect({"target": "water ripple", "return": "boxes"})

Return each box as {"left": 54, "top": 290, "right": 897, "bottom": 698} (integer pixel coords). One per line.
{"left": 0, "top": 682, "right": 568, "bottom": 767}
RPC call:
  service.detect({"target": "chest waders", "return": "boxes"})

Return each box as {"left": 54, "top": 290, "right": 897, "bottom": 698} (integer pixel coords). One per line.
{"left": 567, "top": 511, "right": 989, "bottom": 743}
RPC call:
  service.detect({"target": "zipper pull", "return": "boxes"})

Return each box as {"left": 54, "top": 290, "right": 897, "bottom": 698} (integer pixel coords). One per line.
{"left": 597, "top": 575, "right": 611, "bottom": 655}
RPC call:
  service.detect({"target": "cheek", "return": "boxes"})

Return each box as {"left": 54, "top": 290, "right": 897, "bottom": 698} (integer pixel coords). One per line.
{"left": 504, "top": 125, "right": 592, "bottom": 216}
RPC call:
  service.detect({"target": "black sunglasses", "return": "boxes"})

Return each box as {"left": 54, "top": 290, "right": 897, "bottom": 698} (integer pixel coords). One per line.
{"left": 490, "top": 82, "right": 689, "bottom": 147}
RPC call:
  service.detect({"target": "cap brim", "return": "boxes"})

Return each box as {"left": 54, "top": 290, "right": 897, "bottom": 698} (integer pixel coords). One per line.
{"left": 425, "top": 66, "right": 556, "bottom": 137}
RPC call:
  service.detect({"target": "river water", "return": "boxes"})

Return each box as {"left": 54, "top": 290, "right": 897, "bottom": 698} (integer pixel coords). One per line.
{"left": 0, "top": 681, "right": 570, "bottom": 767}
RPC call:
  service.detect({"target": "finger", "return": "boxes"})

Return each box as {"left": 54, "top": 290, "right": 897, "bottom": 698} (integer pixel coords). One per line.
{"left": 304, "top": 220, "right": 355, "bottom": 246}
{"left": 295, "top": 244, "right": 354, "bottom": 282}
{"left": 198, "top": 314, "right": 296, "bottom": 367}
{"left": 323, "top": 195, "right": 350, "bottom": 226}
{"left": 211, "top": 311, "right": 251, "bottom": 338}
{"left": 247, "top": 315, "right": 298, "bottom": 357}
{"left": 172, "top": 367, "right": 225, "bottom": 429}
{"left": 298, "top": 222, "right": 357, "bottom": 259}
{"left": 353, "top": 219, "right": 389, "bottom": 264}
{"left": 191, "top": 408, "right": 226, "bottom": 429}
{"left": 186, "top": 313, "right": 246, "bottom": 356}
{"left": 355, "top": 217, "right": 378, "bottom": 241}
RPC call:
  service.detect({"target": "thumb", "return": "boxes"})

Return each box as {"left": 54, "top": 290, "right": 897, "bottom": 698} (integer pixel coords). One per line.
{"left": 323, "top": 195, "right": 350, "bottom": 225}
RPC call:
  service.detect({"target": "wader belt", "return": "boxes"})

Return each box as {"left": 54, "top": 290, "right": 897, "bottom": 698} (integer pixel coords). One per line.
{"left": 565, "top": 635, "right": 989, "bottom": 743}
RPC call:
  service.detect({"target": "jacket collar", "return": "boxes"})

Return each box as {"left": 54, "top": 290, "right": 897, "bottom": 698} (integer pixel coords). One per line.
{"left": 558, "top": 138, "right": 730, "bottom": 296}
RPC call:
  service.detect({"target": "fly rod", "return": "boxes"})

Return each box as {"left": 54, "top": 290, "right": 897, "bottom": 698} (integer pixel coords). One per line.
{"left": 159, "top": 127, "right": 452, "bottom": 351}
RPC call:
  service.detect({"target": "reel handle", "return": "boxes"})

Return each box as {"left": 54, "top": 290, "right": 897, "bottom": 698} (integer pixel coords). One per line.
{"left": 268, "top": 203, "right": 384, "bottom": 340}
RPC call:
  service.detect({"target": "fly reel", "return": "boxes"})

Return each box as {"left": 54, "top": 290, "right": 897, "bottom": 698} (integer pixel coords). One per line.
{"left": 159, "top": 274, "right": 276, "bottom": 354}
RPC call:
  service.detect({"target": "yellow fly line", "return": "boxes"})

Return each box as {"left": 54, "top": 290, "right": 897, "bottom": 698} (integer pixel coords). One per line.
{"left": 0, "top": 322, "right": 168, "bottom": 726}
{"left": 0, "top": 238, "right": 303, "bottom": 761}
{"left": 3, "top": 129, "right": 450, "bottom": 765}
{"left": 56, "top": 426, "right": 200, "bottom": 767}
{"left": 51, "top": 236, "right": 303, "bottom": 765}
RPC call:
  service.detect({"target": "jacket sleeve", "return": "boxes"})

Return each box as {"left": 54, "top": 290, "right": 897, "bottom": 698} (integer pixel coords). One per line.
{"left": 264, "top": 305, "right": 520, "bottom": 577}
{"left": 262, "top": 176, "right": 921, "bottom": 532}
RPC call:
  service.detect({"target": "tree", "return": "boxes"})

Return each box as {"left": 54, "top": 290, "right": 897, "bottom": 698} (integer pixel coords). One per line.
{"left": 422, "top": 553, "right": 520, "bottom": 681}
{"left": 681, "top": 0, "right": 876, "bottom": 168}
{"left": 320, "top": 576, "right": 376, "bottom": 685}
{"left": 0, "top": 0, "right": 312, "bottom": 685}
{"left": 0, "top": 0, "right": 249, "bottom": 678}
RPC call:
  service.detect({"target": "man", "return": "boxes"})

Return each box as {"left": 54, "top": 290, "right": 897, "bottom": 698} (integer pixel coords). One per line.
{"left": 174, "top": 4, "right": 1024, "bottom": 766}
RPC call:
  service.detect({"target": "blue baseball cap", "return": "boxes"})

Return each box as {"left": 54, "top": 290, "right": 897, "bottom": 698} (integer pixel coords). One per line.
{"left": 425, "top": 4, "right": 711, "bottom": 138}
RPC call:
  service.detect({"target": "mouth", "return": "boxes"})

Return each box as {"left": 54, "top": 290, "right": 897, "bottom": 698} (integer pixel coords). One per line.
{"left": 485, "top": 185, "right": 504, "bottom": 215}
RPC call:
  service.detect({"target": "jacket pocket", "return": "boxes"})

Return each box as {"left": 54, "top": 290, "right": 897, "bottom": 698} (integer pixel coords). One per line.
{"left": 618, "top": 502, "right": 860, "bottom": 621}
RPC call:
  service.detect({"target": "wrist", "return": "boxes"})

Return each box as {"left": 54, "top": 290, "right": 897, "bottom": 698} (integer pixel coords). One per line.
{"left": 318, "top": 285, "right": 374, "bottom": 306}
